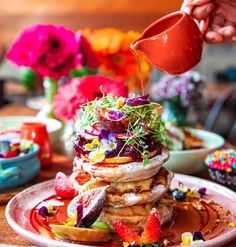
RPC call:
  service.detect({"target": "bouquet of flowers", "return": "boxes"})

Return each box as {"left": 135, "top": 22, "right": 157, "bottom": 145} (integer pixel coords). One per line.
{"left": 150, "top": 71, "right": 205, "bottom": 125}
{"left": 7, "top": 24, "right": 129, "bottom": 121}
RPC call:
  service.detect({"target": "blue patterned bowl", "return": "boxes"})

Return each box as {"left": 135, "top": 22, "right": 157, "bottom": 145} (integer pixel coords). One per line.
{"left": 0, "top": 143, "right": 40, "bottom": 191}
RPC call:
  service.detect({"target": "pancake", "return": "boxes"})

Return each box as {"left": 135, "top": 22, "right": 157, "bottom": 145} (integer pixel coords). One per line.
{"left": 99, "top": 195, "right": 174, "bottom": 233}
{"left": 106, "top": 167, "right": 173, "bottom": 207}
{"left": 73, "top": 148, "right": 169, "bottom": 182}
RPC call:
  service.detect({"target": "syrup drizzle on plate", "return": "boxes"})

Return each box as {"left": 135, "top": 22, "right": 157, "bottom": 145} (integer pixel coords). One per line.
{"left": 30, "top": 195, "right": 235, "bottom": 246}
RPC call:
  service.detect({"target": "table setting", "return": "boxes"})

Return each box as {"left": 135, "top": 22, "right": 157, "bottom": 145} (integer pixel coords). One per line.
{"left": 0, "top": 3, "right": 236, "bottom": 247}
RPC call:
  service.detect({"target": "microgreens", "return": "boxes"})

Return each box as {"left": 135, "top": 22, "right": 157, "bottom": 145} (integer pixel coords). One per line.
{"left": 74, "top": 95, "right": 167, "bottom": 164}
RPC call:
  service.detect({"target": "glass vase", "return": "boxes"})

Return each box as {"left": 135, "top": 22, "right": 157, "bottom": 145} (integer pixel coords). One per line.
{"left": 37, "top": 77, "right": 58, "bottom": 119}
{"left": 162, "top": 100, "right": 188, "bottom": 126}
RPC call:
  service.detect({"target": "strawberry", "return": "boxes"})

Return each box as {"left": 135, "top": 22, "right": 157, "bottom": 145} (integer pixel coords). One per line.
{"left": 140, "top": 208, "right": 161, "bottom": 244}
{"left": 54, "top": 172, "right": 76, "bottom": 199}
{"left": 113, "top": 221, "right": 140, "bottom": 244}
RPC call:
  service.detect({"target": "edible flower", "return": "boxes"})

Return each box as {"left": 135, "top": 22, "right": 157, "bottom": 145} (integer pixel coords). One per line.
{"left": 65, "top": 204, "right": 83, "bottom": 227}
{"left": 186, "top": 188, "right": 200, "bottom": 199}
{"left": 178, "top": 182, "right": 189, "bottom": 193}
{"left": 107, "top": 109, "right": 125, "bottom": 121}
{"left": 85, "top": 138, "right": 101, "bottom": 151}
{"left": 126, "top": 94, "right": 150, "bottom": 106}
{"left": 229, "top": 222, "right": 236, "bottom": 227}
{"left": 198, "top": 187, "right": 206, "bottom": 196}
{"left": 99, "top": 129, "right": 118, "bottom": 153}
{"left": 88, "top": 148, "right": 106, "bottom": 163}
{"left": 116, "top": 97, "right": 125, "bottom": 109}
{"left": 38, "top": 205, "right": 57, "bottom": 217}
{"left": 180, "top": 231, "right": 205, "bottom": 246}
{"left": 75, "top": 204, "right": 83, "bottom": 227}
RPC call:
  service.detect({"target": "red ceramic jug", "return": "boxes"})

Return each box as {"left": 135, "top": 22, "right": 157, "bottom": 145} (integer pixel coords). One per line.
{"left": 20, "top": 122, "right": 52, "bottom": 166}
{"left": 131, "top": 11, "right": 208, "bottom": 75}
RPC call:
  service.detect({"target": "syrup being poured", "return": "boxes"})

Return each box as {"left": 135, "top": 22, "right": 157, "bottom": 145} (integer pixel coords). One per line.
{"left": 130, "top": 43, "right": 145, "bottom": 96}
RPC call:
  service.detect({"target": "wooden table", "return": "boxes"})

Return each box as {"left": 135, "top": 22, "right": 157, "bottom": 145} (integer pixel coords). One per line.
{"left": 0, "top": 104, "right": 236, "bottom": 246}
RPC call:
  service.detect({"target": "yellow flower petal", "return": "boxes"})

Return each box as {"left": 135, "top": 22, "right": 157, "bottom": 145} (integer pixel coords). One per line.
{"left": 229, "top": 222, "right": 236, "bottom": 227}
{"left": 88, "top": 148, "right": 105, "bottom": 162}
{"left": 181, "top": 232, "right": 193, "bottom": 246}
{"left": 85, "top": 138, "right": 101, "bottom": 151}
{"left": 48, "top": 204, "right": 57, "bottom": 215}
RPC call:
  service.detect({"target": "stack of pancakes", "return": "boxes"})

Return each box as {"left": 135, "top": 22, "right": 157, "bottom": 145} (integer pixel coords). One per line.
{"left": 73, "top": 152, "right": 174, "bottom": 232}
{"left": 72, "top": 96, "right": 174, "bottom": 232}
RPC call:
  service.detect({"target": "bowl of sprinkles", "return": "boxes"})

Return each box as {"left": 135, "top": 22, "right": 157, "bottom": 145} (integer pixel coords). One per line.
{"left": 205, "top": 149, "right": 236, "bottom": 191}
{"left": 0, "top": 139, "right": 40, "bottom": 191}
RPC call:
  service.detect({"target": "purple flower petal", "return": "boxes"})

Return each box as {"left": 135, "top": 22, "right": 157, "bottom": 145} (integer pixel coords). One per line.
{"left": 98, "top": 128, "right": 111, "bottom": 140}
{"left": 198, "top": 187, "right": 206, "bottom": 195}
{"left": 193, "top": 231, "right": 205, "bottom": 241}
{"left": 75, "top": 204, "right": 83, "bottom": 227}
{"left": 107, "top": 110, "right": 125, "bottom": 121}
{"left": 38, "top": 206, "right": 51, "bottom": 217}
{"left": 126, "top": 94, "right": 150, "bottom": 106}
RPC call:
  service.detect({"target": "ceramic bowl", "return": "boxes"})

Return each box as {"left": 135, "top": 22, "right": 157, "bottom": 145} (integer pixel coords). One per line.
{"left": 0, "top": 143, "right": 40, "bottom": 191}
{"left": 0, "top": 116, "right": 62, "bottom": 146}
{"left": 164, "top": 129, "right": 225, "bottom": 174}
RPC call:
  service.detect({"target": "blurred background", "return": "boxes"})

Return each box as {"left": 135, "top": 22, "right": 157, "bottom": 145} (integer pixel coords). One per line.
{"left": 0, "top": 0, "right": 235, "bottom": 144}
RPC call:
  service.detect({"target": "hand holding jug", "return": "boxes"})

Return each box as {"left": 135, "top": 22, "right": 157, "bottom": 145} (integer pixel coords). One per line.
{"left": 131, "top": 11, "right": 208, "bottom": 75}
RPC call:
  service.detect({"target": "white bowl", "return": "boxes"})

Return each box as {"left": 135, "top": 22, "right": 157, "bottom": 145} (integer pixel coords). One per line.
{"left": 0, "top": 116, "right": 62, "bottom": 146}
{"left": 164, "top": 129, "right": 225, "bottom": 174}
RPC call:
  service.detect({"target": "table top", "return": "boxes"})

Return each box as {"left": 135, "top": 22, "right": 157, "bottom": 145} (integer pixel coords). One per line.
{"left": 0, "top": 104, "right": 235, "bottom": 246}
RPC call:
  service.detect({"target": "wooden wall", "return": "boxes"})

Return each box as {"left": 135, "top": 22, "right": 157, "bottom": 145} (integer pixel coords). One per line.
{"left": 0, "top": 0, "right": 182, "bottom": 46}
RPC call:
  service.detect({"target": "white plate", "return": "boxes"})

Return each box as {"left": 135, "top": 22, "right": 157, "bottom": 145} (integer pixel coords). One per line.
{"left": 5, "top": 174, "right": 236, "bottom": 247}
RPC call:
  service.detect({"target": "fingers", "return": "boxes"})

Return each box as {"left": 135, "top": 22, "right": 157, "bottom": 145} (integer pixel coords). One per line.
{"left": 205, "top": 31, "right": 224, "bottom": 43}
{"left": 192, "top": 2, "right": 216, "bottom": 20}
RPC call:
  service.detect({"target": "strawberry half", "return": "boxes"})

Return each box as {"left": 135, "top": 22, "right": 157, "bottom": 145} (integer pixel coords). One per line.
{"left": 54, "top": 172, "right": 76, "bottom": 199}
{"left": 140, "top": 208, "right": 161, "bottom": 244}
{"left": 113, "top": 221, "right": 140, "bottom": 244}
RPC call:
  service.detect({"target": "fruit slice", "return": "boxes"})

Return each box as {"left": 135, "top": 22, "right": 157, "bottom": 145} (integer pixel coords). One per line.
{"left": 50, "top": 224, "right": 111, "bottom": 242}
{"left": 54, "top": 172, "right": 76, "bottom": 199}
{"left": 104, "top": 156, "right": 133, "bottom": 164}
{"left": 113, "top": 221, "right": 140, "bottom": 244}
{"left": 67, "top": 186, "right": 108, "bottom": 227}
{"left": 140, "top": 208, "right": 161, "bottom": 244}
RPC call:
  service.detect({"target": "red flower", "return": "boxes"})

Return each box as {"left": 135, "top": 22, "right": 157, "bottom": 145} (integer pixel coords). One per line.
{"left": 76, "top": 31, "right": 100, "bottom": 68}
{"left": 7, "top": 24, "right": 79, "bottom": 80}
{"left": 53, "top": 75, "right": 128, "bottom": 121}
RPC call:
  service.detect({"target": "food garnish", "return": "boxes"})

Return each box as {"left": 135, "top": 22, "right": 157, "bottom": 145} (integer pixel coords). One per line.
{"left": 180, "top": 231, "right": 205, "bottom": 246}
{"left": 50, "top": 224, "right": 111, "bottom": 242}
{"left": 54, "top": 172, "right": 77, "bottom": 199}
{"left": 74, "top": 94, "right": 167, "bottom": 165}
{"left": 67, "top": 187, "right": 107, "bottom": 227}
{"left": 113, "top": 208, "right": 161, "bottom": 245}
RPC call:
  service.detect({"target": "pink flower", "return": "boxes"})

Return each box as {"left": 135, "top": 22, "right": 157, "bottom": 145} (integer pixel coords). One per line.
{"left": 76, "top": 31, "right": 100, "bottom": 68}
{"left": 53, "top": 75, "right": 128, "bottom": 121}
{"left": 7, "top": 24, "right": 79, "bottom": 80}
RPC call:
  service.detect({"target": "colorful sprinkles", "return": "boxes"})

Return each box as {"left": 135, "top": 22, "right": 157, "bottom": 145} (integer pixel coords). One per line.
{"left": 205, "top": 149, "right": 236, "bottom": 173}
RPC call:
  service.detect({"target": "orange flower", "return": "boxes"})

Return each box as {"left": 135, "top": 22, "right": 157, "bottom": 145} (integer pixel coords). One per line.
{"left": 83, "top": 28, "right": 151, "bottom": 93}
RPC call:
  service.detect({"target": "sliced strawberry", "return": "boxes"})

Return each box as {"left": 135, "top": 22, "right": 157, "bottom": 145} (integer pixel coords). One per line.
{"left": 54, "top": 172, "right": 76, "bottom": 199}
{"left": 113, "top": 221, "right": 140, "bottom": 244}
{"left": 140, "top": 208, "right": 161, "bottom": 244}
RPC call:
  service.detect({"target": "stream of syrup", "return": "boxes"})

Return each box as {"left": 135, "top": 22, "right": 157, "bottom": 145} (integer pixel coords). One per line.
{"left": 130, "top": 43, "right": 145, "bottom": 96}
{"left": 30, "top": 195, "right": 234, "bottom": 246}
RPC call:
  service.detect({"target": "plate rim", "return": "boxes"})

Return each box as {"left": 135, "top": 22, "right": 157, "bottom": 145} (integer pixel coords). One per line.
{"left": 5, "top": 174, "right": 236, "bottom": 247}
